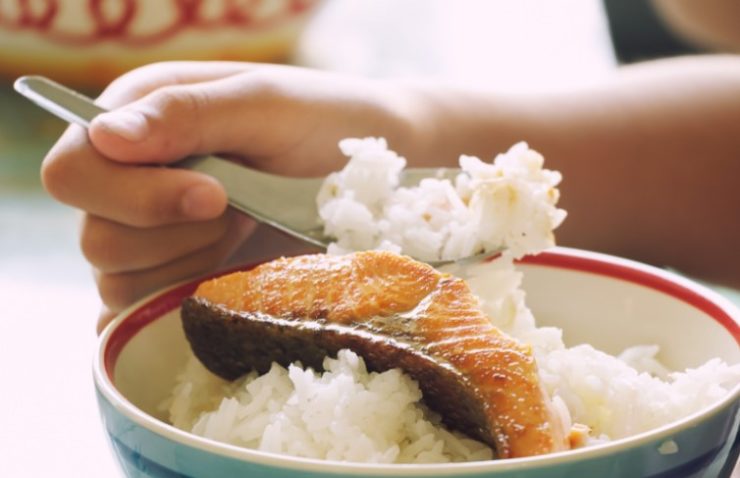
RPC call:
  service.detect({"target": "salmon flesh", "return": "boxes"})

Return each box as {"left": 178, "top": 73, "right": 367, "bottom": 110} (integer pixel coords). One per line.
{"left": 180, "top": 251, "right": 568, "bottom": 458}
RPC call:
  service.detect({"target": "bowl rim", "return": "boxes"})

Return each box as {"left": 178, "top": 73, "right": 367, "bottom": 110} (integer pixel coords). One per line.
{"left": 93, "top": 246, "right": 740, "bottom": 475}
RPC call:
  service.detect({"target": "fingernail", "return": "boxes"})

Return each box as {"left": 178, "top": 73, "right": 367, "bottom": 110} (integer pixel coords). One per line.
{"left": 96, "top": 110, "right": 149, "bottom": 142}
{"left": 181, "top": 183, "right": 224, "bottom": 219}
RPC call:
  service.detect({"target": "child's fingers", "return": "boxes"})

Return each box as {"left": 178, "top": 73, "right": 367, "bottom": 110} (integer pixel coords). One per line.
{"left": 89, "top": 66, "right": 336, "bottom": 168}
{"left": 88, "top": 66, "right": 414, "bottom": 178}
{"left": 79, "top": 210, "right": 252, "bottom": 274}
{"left": 42, "top": 126, "right": 227, "bottom": 226}
{"left": 94, "top": 211, "right": 254, "bottom": 312}
{"left": 87, "top": 69, "right": 293, "bottom": 165}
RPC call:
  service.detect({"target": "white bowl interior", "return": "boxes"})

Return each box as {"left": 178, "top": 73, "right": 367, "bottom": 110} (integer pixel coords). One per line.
{"left": 519, "top": 262, "right": 740, "bottom": 370}
{"left": 112, "top": 254, "right": 740, "bottom": 425}
{"left": 114, "top": 309, "right": 187, "bottom": 421}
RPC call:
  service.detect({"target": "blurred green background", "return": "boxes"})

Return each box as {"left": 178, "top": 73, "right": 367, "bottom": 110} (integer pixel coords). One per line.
{"left": 0, "top": 79, "right": 64, "bottom": 190}
{"left": 0, "top": 79, "right": 92, "bottom": 285}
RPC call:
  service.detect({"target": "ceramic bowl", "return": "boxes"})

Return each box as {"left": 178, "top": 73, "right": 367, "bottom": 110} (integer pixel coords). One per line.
{"left": 0, "top": 0, "right": 322, "bottom": 87}
{"left": 94, "top": 247, "right": 740, "bottom": 477}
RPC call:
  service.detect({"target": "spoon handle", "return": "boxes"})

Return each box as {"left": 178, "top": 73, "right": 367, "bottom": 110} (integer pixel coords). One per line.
{"left": 12, "top": 77, "right": 244, "bottom": 205}
{"left": 14, "top": 76, "right": 103, "bottom": 128}
{"left": 13, "top": 75, "right": 328, "bottom": 248}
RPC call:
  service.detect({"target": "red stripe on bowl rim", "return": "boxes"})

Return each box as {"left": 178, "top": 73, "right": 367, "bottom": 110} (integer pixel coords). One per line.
{"left": 104, "top": 280, "right": 199, "bottom": 382}
{"left": 518, "top": 250, "right": 740, "bottom": 344}
{"left": 104, "top": 249, "right": 740, "bottom": 381}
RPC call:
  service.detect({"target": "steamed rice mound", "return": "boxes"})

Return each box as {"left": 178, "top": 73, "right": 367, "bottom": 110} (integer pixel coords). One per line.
{"left": 166, "top": 350, "right": 493, "bottom": 463}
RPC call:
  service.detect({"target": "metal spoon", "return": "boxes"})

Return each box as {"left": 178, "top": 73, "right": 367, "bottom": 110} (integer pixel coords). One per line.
{"left": 14, "top": 75, "right": 496, "bottom": 267}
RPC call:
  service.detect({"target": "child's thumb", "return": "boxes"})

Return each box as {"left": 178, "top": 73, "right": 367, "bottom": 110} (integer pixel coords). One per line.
{"left": 88, "top": 78, "right": 254, "bottom": 165}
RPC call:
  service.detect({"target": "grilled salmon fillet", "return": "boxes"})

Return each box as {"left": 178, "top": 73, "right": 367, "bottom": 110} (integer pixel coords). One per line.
{"left": 181, "top": 251, "right": 568, "bottom": 458}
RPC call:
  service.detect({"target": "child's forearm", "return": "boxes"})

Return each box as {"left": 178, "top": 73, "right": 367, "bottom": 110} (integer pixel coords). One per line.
{"left": 404, "top": 55, "right": 740, "bottom": 286}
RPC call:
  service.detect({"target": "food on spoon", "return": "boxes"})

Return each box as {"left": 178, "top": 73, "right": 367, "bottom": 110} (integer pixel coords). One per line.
{"left": 181, "top": 250, "right": 568, "bottom": 458}
{"left": 317, "top": 138, "right": 566, "bottom": 261}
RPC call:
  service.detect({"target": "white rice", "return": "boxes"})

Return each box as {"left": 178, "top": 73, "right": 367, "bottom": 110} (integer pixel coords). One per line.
{"left": 316, "top": 138, "right": 566, "bottom": 261}
{"left": 165, "top": 139, "right": 740, "bottom": 464}
{"left": 166, "top": 350, "right": 492, "bottom": 463}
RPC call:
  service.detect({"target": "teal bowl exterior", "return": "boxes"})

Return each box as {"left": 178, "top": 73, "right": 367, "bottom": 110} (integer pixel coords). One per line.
{"left": 94, "top": 248, "right": 740, "bottom": 478}
{"left": 96, "top": 388, "right": 740, "bottom": 477}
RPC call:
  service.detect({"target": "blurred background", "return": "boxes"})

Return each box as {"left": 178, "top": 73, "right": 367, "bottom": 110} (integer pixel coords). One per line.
{"left": 0, "top": 0, "right": 737, "bottom": 476}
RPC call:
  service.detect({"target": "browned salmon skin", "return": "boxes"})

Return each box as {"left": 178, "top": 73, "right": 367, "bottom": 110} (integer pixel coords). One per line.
{"left": 181, "top": 251, "right": 568, "bottom": 458}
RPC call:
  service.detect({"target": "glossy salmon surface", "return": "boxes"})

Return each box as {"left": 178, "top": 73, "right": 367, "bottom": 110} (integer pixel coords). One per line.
{"left": 181, "top": 251, "right": 568, "bottom": 458}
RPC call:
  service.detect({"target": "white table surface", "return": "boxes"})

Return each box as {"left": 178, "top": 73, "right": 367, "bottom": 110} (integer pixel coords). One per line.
{"left": 1, "top": 1, "right": 737, "bottom": 476}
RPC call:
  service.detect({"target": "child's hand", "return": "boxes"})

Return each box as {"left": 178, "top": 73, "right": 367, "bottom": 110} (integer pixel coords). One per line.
{"left": 40, "top": 61, "right": 422, "bottom": 331}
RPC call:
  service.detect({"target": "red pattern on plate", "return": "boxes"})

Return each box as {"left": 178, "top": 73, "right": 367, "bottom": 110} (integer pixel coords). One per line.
{"left": 0, "top": 0, "right": 319, "bottom": 47}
